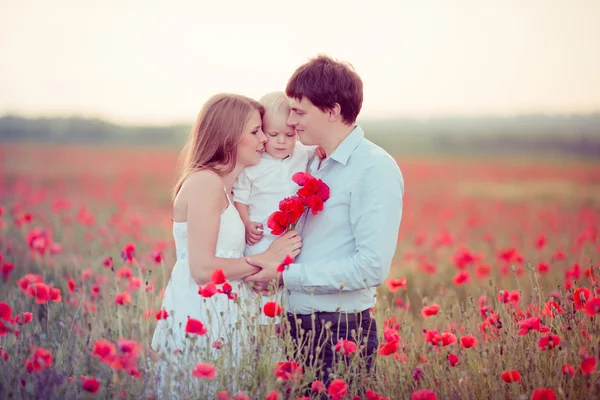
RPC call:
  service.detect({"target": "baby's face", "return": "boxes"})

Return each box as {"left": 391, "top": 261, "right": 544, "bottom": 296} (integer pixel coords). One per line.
{"left": 263, "top": 113, "right": 297, "bottom": 159}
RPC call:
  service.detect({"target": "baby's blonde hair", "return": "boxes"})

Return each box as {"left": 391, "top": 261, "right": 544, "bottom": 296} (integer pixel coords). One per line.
{"left": 259, "top": 91, "right": 290, "bottom": 121}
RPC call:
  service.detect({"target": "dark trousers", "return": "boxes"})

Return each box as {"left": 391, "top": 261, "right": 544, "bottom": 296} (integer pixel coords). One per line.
{"left": 284, "top": 309, "right": 378, "bottom": 390}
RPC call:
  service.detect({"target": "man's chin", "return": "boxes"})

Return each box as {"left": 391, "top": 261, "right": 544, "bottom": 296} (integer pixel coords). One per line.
{"left": 298, "top": 134, "right": 313, "bottom": 146}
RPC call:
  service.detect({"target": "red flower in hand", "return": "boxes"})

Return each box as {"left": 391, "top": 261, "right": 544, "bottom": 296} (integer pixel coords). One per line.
{"left": 267, "top": 211, "right": 290, "bottom": 235}
{"left": 268, "top": 172, "right": 330, "bottom": 235}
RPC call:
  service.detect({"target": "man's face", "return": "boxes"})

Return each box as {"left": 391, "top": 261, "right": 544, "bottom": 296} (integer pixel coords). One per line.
{"left": 287, "top": 97, "right": 330, "bottom": 146}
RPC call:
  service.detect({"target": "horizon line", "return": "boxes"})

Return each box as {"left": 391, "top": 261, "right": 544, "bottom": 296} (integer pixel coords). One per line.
{"left": 2, "top": 110, "right": 600, "bottom": 128}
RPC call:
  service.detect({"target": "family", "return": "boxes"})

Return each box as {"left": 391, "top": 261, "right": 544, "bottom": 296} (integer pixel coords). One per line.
{"left": 150, "top": 55, "right": 405, "bottom": 397}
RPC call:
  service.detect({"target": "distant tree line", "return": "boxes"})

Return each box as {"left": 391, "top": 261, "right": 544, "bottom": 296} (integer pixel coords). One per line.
{"left": 1, "top": 113, "right": 599, "bottom": 157}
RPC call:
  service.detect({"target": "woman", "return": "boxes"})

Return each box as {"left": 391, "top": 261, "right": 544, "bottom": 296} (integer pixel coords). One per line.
{"left": 150, "top": 94, "right": 302, "bottom": 397}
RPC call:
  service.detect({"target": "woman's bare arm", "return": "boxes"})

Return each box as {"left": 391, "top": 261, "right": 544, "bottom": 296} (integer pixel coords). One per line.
{"left": 182, "top": 171, "right": 260, "bottom": 285}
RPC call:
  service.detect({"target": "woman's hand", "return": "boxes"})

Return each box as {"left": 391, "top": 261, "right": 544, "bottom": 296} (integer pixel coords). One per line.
{"left": 264, "top": 230, "right": 302, "bottom": 265}
{"left": 244, "top": 230, "right": 302, "bottom": 283}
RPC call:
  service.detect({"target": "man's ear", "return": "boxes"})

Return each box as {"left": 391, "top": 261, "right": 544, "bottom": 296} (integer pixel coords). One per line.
{"left": 327, "top": 103, "right": 342, "bottom": 122}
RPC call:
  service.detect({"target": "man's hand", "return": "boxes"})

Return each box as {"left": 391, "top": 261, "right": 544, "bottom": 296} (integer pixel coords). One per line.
{"left": 248, "top": 280, "right": 278, "bottom": 296}
{"left": 244, "top": 221, "right": 264, "bottom": 245}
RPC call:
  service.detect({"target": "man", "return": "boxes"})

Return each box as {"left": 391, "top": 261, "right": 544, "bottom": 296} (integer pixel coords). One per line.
{"left": 246, "top": 54, "right": 404, "bottom": 386}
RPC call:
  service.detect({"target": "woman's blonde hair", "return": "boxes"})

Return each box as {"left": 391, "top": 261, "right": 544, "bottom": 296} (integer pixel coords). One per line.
{"left": 173, "top": 93, "right": 265, "bottom": 199}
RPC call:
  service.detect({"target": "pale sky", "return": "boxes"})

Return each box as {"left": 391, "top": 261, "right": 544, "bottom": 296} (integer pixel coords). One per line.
{"left": 1, "top": 0, "right": 599, "bottom": 124}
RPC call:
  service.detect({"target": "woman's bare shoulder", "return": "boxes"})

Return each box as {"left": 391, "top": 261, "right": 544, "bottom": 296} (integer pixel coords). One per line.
{"left": 173, "top": 170, "right": 224, "bottom": 219}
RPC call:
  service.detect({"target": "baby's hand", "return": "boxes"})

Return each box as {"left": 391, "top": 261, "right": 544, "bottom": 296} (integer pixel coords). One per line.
{"left": 245, "top": 221, "right": 264, "bottom": 245}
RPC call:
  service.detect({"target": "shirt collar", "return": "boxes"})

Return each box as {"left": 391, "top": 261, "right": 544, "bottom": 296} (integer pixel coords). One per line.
{"left": 328, "top": 125, "right": 364, "bottom": 166}
{"left": 261, "top": 152, "right": 288, "bottom": 162}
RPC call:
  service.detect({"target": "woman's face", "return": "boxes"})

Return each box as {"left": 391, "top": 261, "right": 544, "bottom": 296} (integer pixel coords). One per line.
{"left": 236, "top": 109, "right": 267, "bottom": 167}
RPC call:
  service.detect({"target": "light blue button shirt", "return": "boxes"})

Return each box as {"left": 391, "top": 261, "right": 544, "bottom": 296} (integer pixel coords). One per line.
{"left": 282, "top": 125, "right": 404, "bottom": 314}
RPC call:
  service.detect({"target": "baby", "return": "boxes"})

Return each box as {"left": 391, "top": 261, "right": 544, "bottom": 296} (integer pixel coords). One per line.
{"left": 233, "top": 91, "right": 318, "bottom": 326}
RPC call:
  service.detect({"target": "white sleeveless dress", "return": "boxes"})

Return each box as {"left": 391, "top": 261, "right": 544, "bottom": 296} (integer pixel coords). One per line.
{"left": 151, "top": 188, "right": 260, "bottom": 398}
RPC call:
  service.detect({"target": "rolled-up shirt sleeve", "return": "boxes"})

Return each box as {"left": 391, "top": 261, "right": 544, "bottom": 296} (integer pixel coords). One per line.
{"left": 232, "top": 169, "right": 252, "bottom": 204}
{"left": 283, "top": 156, "right": 404, "bottom": 294}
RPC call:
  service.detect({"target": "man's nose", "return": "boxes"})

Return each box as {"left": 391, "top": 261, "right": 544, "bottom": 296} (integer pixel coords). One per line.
{"left": 287, "top": 114, "right": 297, "bottom": 127}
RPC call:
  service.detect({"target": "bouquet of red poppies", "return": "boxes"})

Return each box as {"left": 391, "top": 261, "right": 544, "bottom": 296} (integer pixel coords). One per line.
{"left": 267, "top": 172, "right": 330, "bottom": 235}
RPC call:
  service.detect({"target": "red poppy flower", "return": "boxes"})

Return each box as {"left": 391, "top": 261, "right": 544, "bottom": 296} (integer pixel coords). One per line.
{"left": 378, "top": 340, "right": 400, "bottom": 356}
{"left": 584, "top": 296, "right": 600, "bottom": 316}
{"left": 199, "top": 283, "right": 218, "bottom": 298}
{"left": 538, "top": 334, "right": 561, "bottom": 351}
{"left": 531, "top": 388, "right": 556, "bottom": 400}
{"left": 537, "top": 262, "right": 550, "bottom": 273}
{"left": 50, "top": 287, "right": 61, "bottom": 302}
{"left": 573, "top": 287, "right": 591, "bottom": 310}
{"left": 431, "top": 332, "right": 457, "bottom": 347}
{"left": 92, "top": 339, "right": 117, "bottom": 362}
{"left": 24, "top": 347, "right": 53, "bottom": 373}
{"left": 278, "top": 196, "right": 306, "bottom": 223}
{"left": 0, "top": 321, "right": 9, "bottom": 336}
{"left": 210, "top": 269, "right": 226, "bottom": 285}
{"left": 155, "top": 309, "right": 169, "bottom": 320}
{"left": 448, "top": 353, "right": 459, "bottom": 366}
{"left": 387, "top": 277, "right": 407, "bottom": 292}
{"left": 192, "top": 363, "right": 216, "bottom": 379}
{"left": 116, "top": 267, "right": 132, "bottom": 280}
{"left": 561, "top": 364, "right": 575, "bottom": 376}
{"left": 114, "top": 292, "right": 131, "bottom": 305}
{"left": 1, "top": 262, "right": 14, "bottom": 281}
{"left": 265, "top": 390, "right": 280, "bottom": 400}
{"left": 220, "top": 282, "right": 232, "bottom": 294}
{"left": 276, "top": 254, "right": 294, "bottom": 272}
{"left": 305, "top": 195, "right": 324, "bottom": 215}
{"left": 411, "top": 389, "right": 437, "bottom": 400}
{"left": 267, "top": 211, "right": 290, "bottom": 235}
{"left": 151, "top": 251, "right": 163, "bottom": 263}
{"left": 421, "top": 304, "right": 440, "bottom": 318}
{"left": 327, "top": 379, "right": 347, "bottom": 400}
{"left": 335, "top": 339, "right": 358, "bottom": 355}
{"left": 535, "top": 234, "right": 547, "bottom": 249}
{"left": 460, "top": 335, "right": 478, "bottom": 348}
{"left": 15, "top": 312, "right": 33, "bottom": 326}
{"left": 501, "top": 370, "right": 521, "bottom": 383}
{"left": 103, "top": 257, "right": 113, "bottom": 268}
{"left": 273, "top": 361, "right": 303, "bottom": 381}
{"left": 121, "top": 243, "right": 135, "bottom": 262}
{"left": 0, "top": 302, "right": 12, "bottom": 321}
{"left": 580, "top": 355, "right": 597, "bottom": 374}
{"left": 263, "top": 302, "right": 282, "bottom": 318}
{"left": 81, "top": 376, "right": 101, "bottom": 393}
{"left": 185, "top": 318, "right": 208, "bottom": 335}
{"left": 542, "top": 301, "right": 564, "bottom": 318}
{"left": 453, "top": 271, "right": 470, "bottom": 285}
{"left": 517, "top": 317, "right": 541, "bottom": 336}
{"left": 27, "top": 282, "right": 52, "bottom": 304}
{"left": 311, "top": 380, "right": 326, "bottom": 393}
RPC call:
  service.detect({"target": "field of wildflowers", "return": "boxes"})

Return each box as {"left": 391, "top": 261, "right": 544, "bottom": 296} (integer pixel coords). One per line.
{"left": 0, "top": 143, "right": 599, "bottom": 399}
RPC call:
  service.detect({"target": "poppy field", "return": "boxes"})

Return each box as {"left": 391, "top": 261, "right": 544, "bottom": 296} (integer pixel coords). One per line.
{"left": 0, "top": 142, "right": 599, "bottom": 399}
